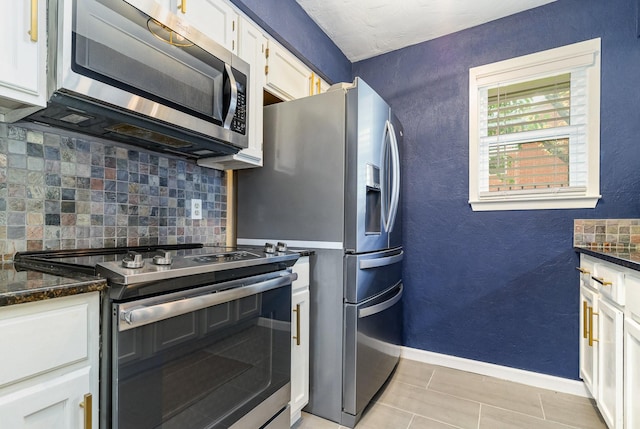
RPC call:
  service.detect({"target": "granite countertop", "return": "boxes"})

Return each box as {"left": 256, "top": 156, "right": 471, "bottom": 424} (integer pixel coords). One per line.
{"left": 0, "top": 263, "right": 107, "bottom": 307}
{"left": 574, "top": 246, "right": 640, "bottom": 271}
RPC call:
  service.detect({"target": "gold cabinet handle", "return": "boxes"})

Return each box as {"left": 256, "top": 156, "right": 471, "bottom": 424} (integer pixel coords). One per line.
{"left": 576, "top": 267, "right": 590, "bottom": 274}
{"left": 315, "top": 77, "right": 321, "bottom": 94}
{"left": 309, "top": 72, "right": 315, "bottom": 96}
{"left": 292, "top": 304, "right": 301, "bottom": 346}
{"left": 582, "top": 301, "right": 589, "bottom": 339}
{"left": 178, "top": 0, "right": 186, "bottom": 13}
{"left": 588, "top": 306, "right": 599, "bottom": 347}
{"left": 591, "top": 276, "right": 612, "bottom": 286}
{"left": 79, "top": 393, "right": 92, "bottom": 429}
{"left": 29, "top": 0, "right": 38, "bottom": 42}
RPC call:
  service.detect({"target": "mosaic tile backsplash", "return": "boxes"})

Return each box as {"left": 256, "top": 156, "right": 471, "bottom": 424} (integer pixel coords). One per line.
{"left": 574, "top": 219, "right": 640, "bottom": 250}
{"left": 0, "top": 123, "right": 227, "bottom": 260}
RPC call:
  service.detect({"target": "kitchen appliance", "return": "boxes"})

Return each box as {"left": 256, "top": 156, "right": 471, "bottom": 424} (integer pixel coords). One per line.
{"left": 26, "top": 0, "right": 249, "bottom": 159}
{"left": 237, "top": 78, "right": 403, "bottom": 427}
{"left": 14, "top": 243, "right": 298, "bottom": 429}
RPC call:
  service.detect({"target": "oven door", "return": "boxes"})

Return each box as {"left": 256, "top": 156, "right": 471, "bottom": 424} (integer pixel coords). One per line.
{"left": 112, "top": 270, "right": 294, "bottom": 429}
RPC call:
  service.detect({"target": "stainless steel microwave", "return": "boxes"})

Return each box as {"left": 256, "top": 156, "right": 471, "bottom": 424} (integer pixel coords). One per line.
{"left": 27, "top": 0, "right": 249, "bottom": 159}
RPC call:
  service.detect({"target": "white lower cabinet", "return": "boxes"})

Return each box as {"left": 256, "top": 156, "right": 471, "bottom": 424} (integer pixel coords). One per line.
{"left": 597, "top": 297, "right": 624, "bottom": 429}
{"left": 290, "top": 256, "right": 310, "bottom": 426}
{"left": 0, "top": 292, "right": 100, "bottom": 429}
{"left": 578, "top": 254, "right": 640, "bottom": 429}
{"left": 580, "top": 284, "right": 598, "bottom": 396}
{"left": 624, "top": 318, "right": 640, "bottom": 429}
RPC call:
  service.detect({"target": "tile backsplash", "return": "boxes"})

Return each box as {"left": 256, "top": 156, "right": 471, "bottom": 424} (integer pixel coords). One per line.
{"left": 0, "top": 123, "right": 227, "bottom": 260}
{"left": 574, "top": 219, "right": 640, "bottom": 250}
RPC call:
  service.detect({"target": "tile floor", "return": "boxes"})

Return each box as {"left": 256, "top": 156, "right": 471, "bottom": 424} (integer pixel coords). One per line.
{"left": 292, "top": 358, "right": 607, "bottom": 429}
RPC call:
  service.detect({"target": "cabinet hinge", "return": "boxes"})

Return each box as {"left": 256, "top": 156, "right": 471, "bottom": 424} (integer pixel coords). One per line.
{"left": 265, "top": 47, "right": 270, "bottom": 59}
{"left": 265, "top": 65, "right": 269, "bottom": 75}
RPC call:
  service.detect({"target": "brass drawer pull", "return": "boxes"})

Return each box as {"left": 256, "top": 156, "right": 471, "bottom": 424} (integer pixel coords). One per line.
{"left": 576, "top": 267, "right": 590, "bottom": 274}
{"left": 582, "top": 301, "right": 589, "bottom": 339}
{"left": 292, "top": 304, "right": 301, "bottom": 346}
{"left": 588, "top": 306, "right": 599, "bottom": 347}
{"left": 29, "top": 0, "right": 38, "bottom": 42}
{"left": 80, "top": 393, "right": 92, "bottom": 429}
{"left": 591, "top": 276, "right": 612, "bottom": 286}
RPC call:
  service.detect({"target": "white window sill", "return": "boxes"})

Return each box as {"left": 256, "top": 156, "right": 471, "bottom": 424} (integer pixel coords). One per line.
{"left": 469, "top": 194, "right": 601, "bottom": 211}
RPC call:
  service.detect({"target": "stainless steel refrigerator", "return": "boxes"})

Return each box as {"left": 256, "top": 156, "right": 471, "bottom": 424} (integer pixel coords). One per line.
{"left": 237, "top": 78, "right": 403, "bottom": 427}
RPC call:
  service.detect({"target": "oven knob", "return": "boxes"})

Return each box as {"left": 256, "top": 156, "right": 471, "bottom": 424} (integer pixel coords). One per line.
{"left": 264, "top": 242, "right": 276, "bottom": 254}
{"left": 276, "top": 242, "right": 288, "bottom": 252}
{"left": 152, "top": 249, "right": 172, "bottom": 265}
{"left": 122, "top": 252, "right": 144, "bottom": 269}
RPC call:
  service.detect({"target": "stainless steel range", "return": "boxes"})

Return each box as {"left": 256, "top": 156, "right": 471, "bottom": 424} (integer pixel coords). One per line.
{"left": 14, "top": 244, "right": 299, "bottom": 429}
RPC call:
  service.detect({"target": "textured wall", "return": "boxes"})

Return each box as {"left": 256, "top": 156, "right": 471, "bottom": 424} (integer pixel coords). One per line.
{"left": 228, "top": 0, "right": 351, "bottom": 84}
{"left": 0, "top": 123, "right": 227, "bottom": 260}
{"left": 352, "top": 0, "right": 640, "bottom": 378}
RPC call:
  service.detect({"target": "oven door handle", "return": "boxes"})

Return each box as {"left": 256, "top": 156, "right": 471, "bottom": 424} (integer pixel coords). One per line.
{"left": 118, "top": 272, "right": 297, "bottom": 331}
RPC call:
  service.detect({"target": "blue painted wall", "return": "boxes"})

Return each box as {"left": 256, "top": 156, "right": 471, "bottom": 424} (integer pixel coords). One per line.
{"left": 228, "top": 0, "right": 351, "bottom": 83}
{"left": 235, "top": 0, "right": 640, "bottom": 379}
{"left": 352, "top": 0, "right": 640, "bottom": 379}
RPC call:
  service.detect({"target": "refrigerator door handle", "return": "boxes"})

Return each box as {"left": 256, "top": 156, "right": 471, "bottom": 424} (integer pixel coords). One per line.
{"left": 358, "top": 283, "right": 403, "bottom": 318}
{"left": 381, "top": 120, "right": 391, "bottom": 232}
{"left": 359, "top": 251, "right": 404, "bottom": 270}
{"left": 387, "top": 121, "right": 401, "bottom": 233}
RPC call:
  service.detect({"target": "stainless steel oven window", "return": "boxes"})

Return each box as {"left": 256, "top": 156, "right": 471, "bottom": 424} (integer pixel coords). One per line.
{"left": 111, "top": 276, "right": 292, "bottom": 429}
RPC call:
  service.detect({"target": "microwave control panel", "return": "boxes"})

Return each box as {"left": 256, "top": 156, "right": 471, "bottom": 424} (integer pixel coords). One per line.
{"left": 231, "top": 79, "right": 247, "bottom": 135}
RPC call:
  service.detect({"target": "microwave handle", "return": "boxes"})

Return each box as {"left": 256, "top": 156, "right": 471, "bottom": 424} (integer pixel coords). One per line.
{"left": 223, "top": 63, "right": 238, "bottom": 129}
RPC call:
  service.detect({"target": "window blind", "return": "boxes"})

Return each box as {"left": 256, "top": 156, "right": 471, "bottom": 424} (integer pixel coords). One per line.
{"left": 478, "top": 70, "right": 588, "bottom": 196}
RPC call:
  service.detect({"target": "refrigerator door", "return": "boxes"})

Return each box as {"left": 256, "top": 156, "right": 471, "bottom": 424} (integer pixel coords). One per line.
{"left": 345, "top": 79, "right": 394, "bottom": 254}
{"left": 344, "top": 247, "right": 403, "bottom": 303}
{"left": 237, "top": 90, "right": 347, "bottom": 246}
{"left": 343, "top": 282, "right": 403, "bottom": 427}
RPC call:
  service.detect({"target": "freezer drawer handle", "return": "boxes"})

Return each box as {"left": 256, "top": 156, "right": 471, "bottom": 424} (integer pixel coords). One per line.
{"left": 359, "top": 284, "right": 403, "bottom": 318}
{"left": 359, "top": 251, "right": 403, "bottom": 270}
{"left": 118, "top": 272, "right": 297, "bottom": 331}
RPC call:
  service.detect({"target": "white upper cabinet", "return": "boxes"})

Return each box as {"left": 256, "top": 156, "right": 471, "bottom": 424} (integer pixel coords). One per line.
{"left": 0, "top": 0, "right": 47, "bottom": 122}
{"left": 171, "top": 0, "right": 238, "bottom": 54}
{"left": 265, "top": 41, "right": 314, "bottom": 101}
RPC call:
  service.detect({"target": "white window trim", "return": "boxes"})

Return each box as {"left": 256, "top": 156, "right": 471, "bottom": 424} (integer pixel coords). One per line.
{"left": 469, "top": 38, "right": 601, "bottom": 211}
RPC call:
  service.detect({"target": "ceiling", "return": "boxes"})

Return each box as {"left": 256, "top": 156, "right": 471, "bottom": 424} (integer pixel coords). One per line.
{"left": 295, "top": 0, "right": 557, "bottom": 62}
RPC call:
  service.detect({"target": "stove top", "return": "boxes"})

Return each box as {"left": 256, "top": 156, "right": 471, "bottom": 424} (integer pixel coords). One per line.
{"left": 14, "top": 243, "right": 299, "bottom": 299}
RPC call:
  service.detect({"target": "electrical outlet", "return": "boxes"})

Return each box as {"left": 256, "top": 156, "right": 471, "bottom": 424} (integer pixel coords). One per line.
{"left": 191, "top": 199, "right": 202, "bottom": 220}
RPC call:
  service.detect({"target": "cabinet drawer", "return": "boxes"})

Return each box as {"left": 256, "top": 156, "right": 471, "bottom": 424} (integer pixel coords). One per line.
{"left": 0, "top": 295, "right": 91, "bottom": 387}
{"left": 626, "top": 273, "right": 640, "bottom": 323}
{"left": 593, "top": 263, "right": 625, "bottom": 305}
{"left": 578, "top": 256, "right": 597, "bottom": 289}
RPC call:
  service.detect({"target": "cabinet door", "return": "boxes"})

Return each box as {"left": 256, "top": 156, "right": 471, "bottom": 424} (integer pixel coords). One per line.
{"left": 0, "top": 367, "right": 91, "bottom": 429}
{"left": 597, "top": 298, "right": 624, "bottom": 429}
{"left": 579, "top": 285, "right": 598, "bottom": 397}
{"left": 265, "top": 42, "right": 313, "bottom": 101}
{"left": 174, "top": 0, "right": 238, "bottom": 53}
{"left": 625, "top": 318, "right": 640, "bottom": 429}
{"left": 0, "top": 0, "right": 47, "bottom": 117}
{"left": 290, "top": 287, "right": 310, "bottom": 425}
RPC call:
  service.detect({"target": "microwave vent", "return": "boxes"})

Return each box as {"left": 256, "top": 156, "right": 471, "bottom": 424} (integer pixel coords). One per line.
{"left": 107, "top": 123, "right": 193, "bottom": 148}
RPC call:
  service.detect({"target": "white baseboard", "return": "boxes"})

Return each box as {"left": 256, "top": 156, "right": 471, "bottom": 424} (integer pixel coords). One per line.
{"left": 401, "top": 346, "right": 591, "bottom": 398}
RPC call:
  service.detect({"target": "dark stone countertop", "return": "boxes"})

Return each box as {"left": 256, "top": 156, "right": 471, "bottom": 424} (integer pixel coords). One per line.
{"left": 0, "top": 263, "right": 107, "bottom": 307}
{"left": 574, "top": 246, "right": 640, "bottom": 271}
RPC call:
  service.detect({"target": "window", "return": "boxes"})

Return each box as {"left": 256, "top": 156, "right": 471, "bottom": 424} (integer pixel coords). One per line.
{"left": 469, "top": 38, "right": 601, "bottom": 211}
